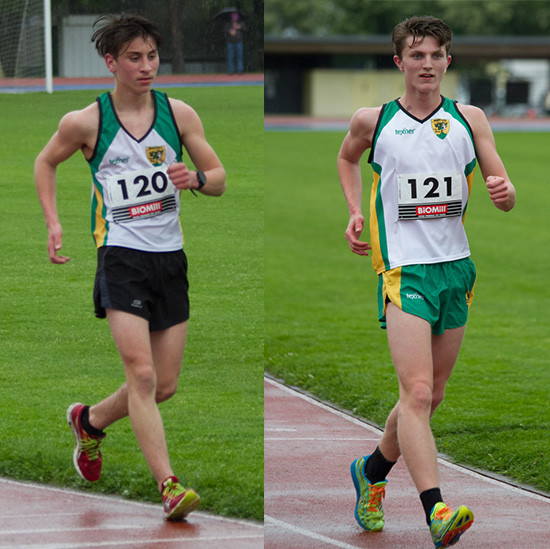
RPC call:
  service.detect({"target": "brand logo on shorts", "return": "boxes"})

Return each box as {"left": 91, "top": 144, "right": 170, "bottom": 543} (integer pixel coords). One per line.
{"left": 131, "top": 300, "right": 143, "bottom": 309}
{"left": 405, "top": 292, "right": 425, "bottom": 301}
{"left": 146, "top": 146, "right": 166, "bottom": 166}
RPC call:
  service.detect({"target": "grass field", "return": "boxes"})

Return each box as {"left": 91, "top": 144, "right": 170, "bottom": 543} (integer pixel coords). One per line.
{"left": 265, "top": 130, "right": 550, "bottom": 493}
{"left": 0, "top": 85, "right": 263, "bottom": 520}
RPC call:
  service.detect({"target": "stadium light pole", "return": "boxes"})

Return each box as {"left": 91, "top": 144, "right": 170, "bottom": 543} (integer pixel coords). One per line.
{"left": 44, "top": 0, "right": 53, "bottom": 93}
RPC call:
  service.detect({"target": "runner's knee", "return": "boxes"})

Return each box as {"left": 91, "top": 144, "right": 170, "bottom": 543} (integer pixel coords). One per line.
{"left": 403, "top": 382, "right": 433, "bottom": 413}
{"left": 127, "top": 364, "right": 156, "bottom": 395}
{"left": 156, "top": 379, "right": 178, "bottom": 402}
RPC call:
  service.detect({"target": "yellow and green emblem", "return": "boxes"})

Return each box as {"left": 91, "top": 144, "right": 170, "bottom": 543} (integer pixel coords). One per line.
{"left": 431, "top": 119, "right": 450, "bottom": 140}
{"left": 146, "top": 146, "right": 166, "bottom": 166}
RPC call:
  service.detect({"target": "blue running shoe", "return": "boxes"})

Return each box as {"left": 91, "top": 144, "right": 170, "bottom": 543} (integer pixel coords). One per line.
{"left": 350, "top": 455, "right": 387, "bottom": 531}
{"left": 430, "top": 502, "right": 474, "bottom": 548}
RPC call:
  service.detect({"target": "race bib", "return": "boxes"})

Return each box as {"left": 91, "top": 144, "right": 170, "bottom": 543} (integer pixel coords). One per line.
{"left": 397, "top": 172, "right": 462, "bottom": 220}
{"left": 106, "top": 167, "right": 177, "bottom": 223}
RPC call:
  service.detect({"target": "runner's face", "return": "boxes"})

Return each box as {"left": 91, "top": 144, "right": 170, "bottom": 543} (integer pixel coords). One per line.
{"left": 394, "top": 35, "right": 450, "bottom": 92}
{"left": 106, "top": 37, "right": 159, "bottom": 92}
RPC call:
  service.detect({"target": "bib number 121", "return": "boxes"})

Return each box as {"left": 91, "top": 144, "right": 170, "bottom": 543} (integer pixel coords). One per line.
{"left": 397, "top": 172, "right": 462, "bottom": 219}
{"left": 406, "top": 176, "right": 453, "bottom": 200}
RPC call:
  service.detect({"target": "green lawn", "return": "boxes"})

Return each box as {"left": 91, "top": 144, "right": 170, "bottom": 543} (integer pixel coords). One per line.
{"left": 265, "top": 130, "right": 550, "bottom": 492}
{"left": 0, "top": 85, "right": 263, "bottom": 521}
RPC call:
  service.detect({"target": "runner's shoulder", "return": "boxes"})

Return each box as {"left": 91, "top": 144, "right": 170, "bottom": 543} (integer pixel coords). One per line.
{"left": 350, "top": 106, "right": 382, "bottom": 142}
{"left": 58, "top": 102, "right": 99, "bottom": 143}
{"left": 455, "top": 102, "right": 489, "bottom": 129}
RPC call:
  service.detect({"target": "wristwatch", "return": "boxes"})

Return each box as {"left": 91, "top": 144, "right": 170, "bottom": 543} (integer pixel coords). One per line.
{"left": 196, "top": 170, "right": 207, "bottom": 190}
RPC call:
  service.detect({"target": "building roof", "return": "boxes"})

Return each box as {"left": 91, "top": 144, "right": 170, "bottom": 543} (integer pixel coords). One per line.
{"left": 265, "top": 35, "right": 550, "bottom": 59}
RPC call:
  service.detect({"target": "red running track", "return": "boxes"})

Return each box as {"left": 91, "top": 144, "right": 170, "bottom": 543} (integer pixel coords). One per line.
{"left": 265, "top": 376, "right": 550, "bottom": 548}
{"left": 0, "top": 74, "right": 263, "bottom": 88}
{"left": 0, "top": 478, "right": 263, "bottom": 548}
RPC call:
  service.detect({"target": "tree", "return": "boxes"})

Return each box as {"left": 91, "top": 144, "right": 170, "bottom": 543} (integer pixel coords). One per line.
{"left": 265, "top": 0, "right": 550, "bottom": 37}
{"left": 169, "top": 0, "right": 185, "bottom": 73}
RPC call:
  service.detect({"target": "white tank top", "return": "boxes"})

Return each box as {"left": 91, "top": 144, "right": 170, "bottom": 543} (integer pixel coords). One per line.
{"left": 368, "top": 96, "right": 477, "bottom": 274}
{"left": 88, "top": 90, "right": 184, "bottom": 252}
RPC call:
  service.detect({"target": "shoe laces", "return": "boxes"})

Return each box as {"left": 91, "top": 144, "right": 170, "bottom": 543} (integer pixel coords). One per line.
{"left": 433, "top": 504, "right": 453, "bottom": 522}
{"left": 80, "top": 435, "right": 101, "bottom": 460}
{"left": 366, "top": 483, "right": 386, "bottom": 512}
{"left": 163, "top": 478, "right": 185, "bottom": 499}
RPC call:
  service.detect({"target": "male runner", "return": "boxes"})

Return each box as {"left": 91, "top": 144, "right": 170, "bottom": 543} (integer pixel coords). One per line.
{"left": 337, "top": 15, "right": 515, "bottom": 548}
{"left": 35, "top": 14, "right": 225, "bottom": 521}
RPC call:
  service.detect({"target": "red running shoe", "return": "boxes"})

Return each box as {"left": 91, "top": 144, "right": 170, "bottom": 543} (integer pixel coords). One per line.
{"left": 66, "top": 403, "right": 105, "bottom": 482}
{"left": 161, "top": 476, "right": 201, "bottom": 521}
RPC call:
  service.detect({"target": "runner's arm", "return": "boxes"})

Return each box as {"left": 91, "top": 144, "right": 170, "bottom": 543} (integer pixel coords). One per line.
{"left": 461, "top": 104, "right": 516, "bottom": 212}
{"left": 168, "top": 99, "right": 226, "bottom": 196}
{"left": 337, "top": 108, "right": 379, "bottom": 256}
{"left": 34, "top": 109, "right": 94, "bottom": 263}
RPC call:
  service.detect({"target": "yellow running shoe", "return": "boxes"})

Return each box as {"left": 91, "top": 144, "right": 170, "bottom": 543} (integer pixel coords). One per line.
{"left": 350, "top": 456, "right": 387, "bottom": 531}
{"left": 430, "top": 502, "right": 474, "bottom": 548}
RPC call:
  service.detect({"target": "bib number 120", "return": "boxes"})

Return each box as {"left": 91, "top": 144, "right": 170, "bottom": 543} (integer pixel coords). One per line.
{"left": 107, "top": 167, "right": 177, "bottom": 223}
{"left": 116, "top": 171, "right": 169, "bottom": 200}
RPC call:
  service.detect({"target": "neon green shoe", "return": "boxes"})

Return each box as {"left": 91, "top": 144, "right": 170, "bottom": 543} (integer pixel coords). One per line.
{"left": 430, "top": 502, "right": 474, "bottom": 548}
{"left": 350, "top": 456, "right": 387, "bottom": 531}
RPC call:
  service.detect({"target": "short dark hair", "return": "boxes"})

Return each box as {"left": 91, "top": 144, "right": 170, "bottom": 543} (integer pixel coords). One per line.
{"left": 91, "top": 14, "right": 163, "bottom": 58}
{"left": 392, "top": 16, "right": 452, "bottom": 59}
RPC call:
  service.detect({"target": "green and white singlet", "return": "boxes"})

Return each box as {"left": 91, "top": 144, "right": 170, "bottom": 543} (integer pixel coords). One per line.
{"left": 368, "top": 96, "right": 477, "bottom": 274}
{"left": 88, "top": 90, "right": 184, "bottom": 252}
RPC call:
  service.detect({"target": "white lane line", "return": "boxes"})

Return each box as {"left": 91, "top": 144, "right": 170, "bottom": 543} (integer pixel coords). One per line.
{"left": 0, "top": 478, "right": 263, "bottom": 530}
{"left": 265, "top": 437, "right": 380, "bottom": 441}
{"left": 265, "top": 376, "right": 550, "bottom": 503}
{"left": 0, "top": 534, "right": 264, "bottom": 549}
{"left": 0, "top": 524, "right": 154, "bottom": 536}
{"left": 265, "top": 515, "right": 361, "bottom": 549}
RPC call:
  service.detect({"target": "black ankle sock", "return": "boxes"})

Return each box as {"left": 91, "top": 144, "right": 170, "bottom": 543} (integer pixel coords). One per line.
{"left": 81, "top": 406, "right": 105, "bottom": 438}
{"left": 420, "top": 487, "right": 443, "bottom": 526}
{"left": 364, "top": 446, "right": 397, "bottom": 484}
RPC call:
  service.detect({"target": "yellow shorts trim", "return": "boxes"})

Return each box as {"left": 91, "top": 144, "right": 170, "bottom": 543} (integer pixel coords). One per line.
{"left": 377, "top": 258, "right": 476, "bottom": 335}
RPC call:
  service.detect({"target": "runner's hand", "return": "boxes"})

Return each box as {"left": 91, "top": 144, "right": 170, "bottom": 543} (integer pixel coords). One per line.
{"left": 47, "top": 223, "right": 70, "bottom": 264}
{"left": 345, "top": 214, "right": 371, "bottom": 256}
{"left": 485, "top": 176, "right": 509, "bottom": 206}
{"left": 168, "top": 162, "right": 196, "bottom": 191}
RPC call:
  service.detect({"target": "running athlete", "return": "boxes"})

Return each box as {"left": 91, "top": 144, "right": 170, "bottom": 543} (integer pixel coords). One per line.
{"left": 337, "top": 16, "right": 515, "bottom": 548}
{"left": 34, "top": 14, "right": 226, "bottom": 521}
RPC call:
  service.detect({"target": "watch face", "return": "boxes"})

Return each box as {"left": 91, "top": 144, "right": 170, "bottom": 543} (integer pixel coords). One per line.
{"left": 197, "top": 171, "right": 207, "bottom": 186}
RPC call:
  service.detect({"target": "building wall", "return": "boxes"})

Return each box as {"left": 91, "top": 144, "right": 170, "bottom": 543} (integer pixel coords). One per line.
{"left": 60, "top": 16, "right": 110, "bottom": 78}
{"left": 500, "top": 59, "right": 550, "bottom": 109}
{"left": 304, "top": 69, "right": 460, "bottom": 117}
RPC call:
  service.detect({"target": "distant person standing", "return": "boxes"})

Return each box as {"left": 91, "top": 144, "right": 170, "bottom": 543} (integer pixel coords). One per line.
{"left": 225, "top": 12, "right": 246, "bottom": 74}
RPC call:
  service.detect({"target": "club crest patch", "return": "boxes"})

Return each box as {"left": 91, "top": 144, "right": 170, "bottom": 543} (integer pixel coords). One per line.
{"left": 431, "top": 119, "right": 450, "bottom": 140}
{"left": 146, "top": 146, "right": 166, "bottom": 166}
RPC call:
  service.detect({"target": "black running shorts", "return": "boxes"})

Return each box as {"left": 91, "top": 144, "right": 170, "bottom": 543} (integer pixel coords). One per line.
{"left": 93, "top": 246, "right": 190, "bottom": 331}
